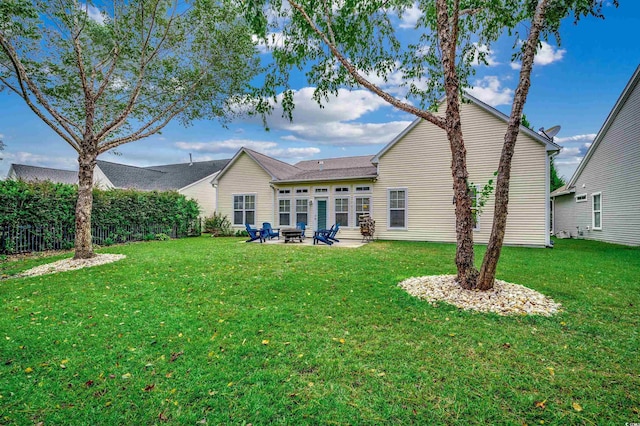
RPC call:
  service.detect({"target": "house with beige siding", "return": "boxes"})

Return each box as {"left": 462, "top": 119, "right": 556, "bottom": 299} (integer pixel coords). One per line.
{"left": 214, "top": 95, "right": 560, "bottom": 246}
{"left": 551, "top": 65, "right": 640, "bottom": 246}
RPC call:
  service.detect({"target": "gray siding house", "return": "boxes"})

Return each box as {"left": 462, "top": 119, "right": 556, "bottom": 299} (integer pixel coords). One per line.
{"left": 551, "top": 65, "right": 640, "bottom": 246}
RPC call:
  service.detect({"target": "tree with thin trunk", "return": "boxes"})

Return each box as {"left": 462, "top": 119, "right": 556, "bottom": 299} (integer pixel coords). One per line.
{"left": 0, "top": 0, "right": 259, "bottom": 259}
{"left": 246, "top": 0, "right": 615, "bottom": 290}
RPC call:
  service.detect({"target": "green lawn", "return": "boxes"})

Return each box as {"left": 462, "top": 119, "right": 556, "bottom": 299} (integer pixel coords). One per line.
{"left": 1, "top": 237, "right": 638, "bottom": 425}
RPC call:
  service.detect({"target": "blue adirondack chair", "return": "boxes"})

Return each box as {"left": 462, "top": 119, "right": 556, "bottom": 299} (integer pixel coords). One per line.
{"left": 326, "top": 223, "right": 340, "bottom": 242}
{"left": 296, "top": 222, "right": 306, "bottom": 238}
{"left": 245, "top": 224, "right": 263, "bottom": 243}
{"left": 261, "top": 222, "right": 280, "bottom": 240}
{"left": 313, "top": 229, "right": 333, "bottom": 245}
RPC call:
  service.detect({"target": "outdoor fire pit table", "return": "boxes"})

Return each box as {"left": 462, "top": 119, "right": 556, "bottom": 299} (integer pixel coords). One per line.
{"left": 281, "top": 228, "right": 304, "bottom": 243}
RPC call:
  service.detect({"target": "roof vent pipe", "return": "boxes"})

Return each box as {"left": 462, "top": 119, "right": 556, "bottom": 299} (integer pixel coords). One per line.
{"left": 318, "top": 160, "right": 324, "bottom": 171}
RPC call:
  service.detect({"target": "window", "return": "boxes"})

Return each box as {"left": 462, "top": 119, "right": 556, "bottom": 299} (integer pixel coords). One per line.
{"left": 355, "top": 186, "right": 371, "bottom": 192}
{"left": 335, "top": 187, "right": 350, "bottom": 193}
{"left": 355, "top": 197, "right": 371, "bottom": 226}
{"left": 295, "top": 199, "right": 308, "bottom": 225}
{"left": 576, "top": 194, "right": 587, "bottom": 202}
{"left": 279, "top": 199, "right": 291, "bottom": 227}
{"left": 233, "top": 194, "right": 255, "bottom": 225}
{"left": 592, "top": 192, "right": 602, "bottom": 230}
{"left": 315, "top": 187, "right": 328, "bottom": 193}
{"left": 388, "top": 189, "right": 407, "bottom": 229}
{"left": 470, "top": 185, "right": 480, "bottom": 230}
{"left": 278, "top": 189, "right": 291, "bottom": 195}
{"left": 334, "top": 198, "right": 349, "bottom": 226}
{"left": 295, "top": 188, "right": 309, "bottom": 194}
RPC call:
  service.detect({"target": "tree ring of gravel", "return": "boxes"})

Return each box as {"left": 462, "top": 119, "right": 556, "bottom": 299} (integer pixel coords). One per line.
{"left": 398, "top": 275, "right": 562, "bottom": 316}
{"left": 17, "top": 254, "right": 126, "bottom": 278}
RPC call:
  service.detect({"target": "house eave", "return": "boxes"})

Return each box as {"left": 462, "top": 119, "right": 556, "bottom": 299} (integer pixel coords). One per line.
{"left": 272, "top": 175, "right": 378, "bottom": 185}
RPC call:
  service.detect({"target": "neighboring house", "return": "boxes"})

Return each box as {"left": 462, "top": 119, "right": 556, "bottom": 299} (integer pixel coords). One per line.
{"left": 214, "top": 95, "right": 560, "bottom": 246}
{"left": 551, "top": 65, "right": 640, "bottom": 246}
{"left": 7, "top": 159, "right": 230, "bottom": 218}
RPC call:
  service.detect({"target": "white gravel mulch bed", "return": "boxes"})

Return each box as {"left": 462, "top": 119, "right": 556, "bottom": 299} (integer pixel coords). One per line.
{"left": 399, "top": 275, "right": 562, "bottom": 316}
{"left": 17, "top": 254, "right": 126, "bottom": 278}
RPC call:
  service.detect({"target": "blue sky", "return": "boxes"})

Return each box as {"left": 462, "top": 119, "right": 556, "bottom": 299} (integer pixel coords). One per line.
{"left": 0, "top": 2, "right": 637, "bottom": 181}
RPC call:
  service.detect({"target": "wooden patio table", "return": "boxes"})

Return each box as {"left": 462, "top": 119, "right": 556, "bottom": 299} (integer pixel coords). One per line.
{"left": 281, "top": 228, "right": 304, "bottom": 243}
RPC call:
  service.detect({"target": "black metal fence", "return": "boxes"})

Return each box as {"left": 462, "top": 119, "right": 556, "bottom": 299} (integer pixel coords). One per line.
{"left": 0, "top": 220, "right": 201, "bottom": 254}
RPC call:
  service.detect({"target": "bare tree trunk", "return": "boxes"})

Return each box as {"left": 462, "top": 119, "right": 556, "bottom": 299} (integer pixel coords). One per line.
{"left": 477, "top": 0, "right": 550, "bottom": 290}
{"left": 436, "top": 0, "right": 478, "bottom": 289}
{"left": 74, "top": 149, "right": 97, "bottom": 259}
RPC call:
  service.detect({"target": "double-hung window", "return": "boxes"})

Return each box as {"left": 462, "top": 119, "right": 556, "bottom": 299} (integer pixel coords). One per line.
{"left": 334, "top": 198, "right": 350, "bottom": 227}
{"left": 233, "top": 194, "right": 255, "bottom": 226}
{"left": 279, "top": 199, "right": 291, "bottom": 227}
{"left": 388, "top": 189, "right": 407, "bottom": 229}
{"left": 295, "top": 199, "right": 308, "bottom": 225}
{"left": 355, "top": 196, "right": 371, "bottom": 226}
{"left": 592, "top": 192, "right": 602, "bottom": 230}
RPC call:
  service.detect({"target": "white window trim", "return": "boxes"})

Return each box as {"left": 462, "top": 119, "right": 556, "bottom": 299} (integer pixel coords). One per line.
{"left": 592, "top": 192, "right": 602, "bottom": 230}
{"left": 278, "top": 198, "right": 292, "bottom": 227}
{"left": 333, "top": 196, "right": 350, "bottom": 228}
{"left": 334, "top": 185, "right": 350, "bottom": 193}
{"left": 355, "top": 185, "right": 372, "bottom": 193}
{"left": 387, "top": 188, "right": 408, "bottom": 230}
{"left": 294, "top": 197, "right": 310, "bottom": 226}
{"left": 575, "top": 193, "right": 587, "bottom": 203}
{"left": 232, "top": 193, "right": 257, "bottom": 226}
{"left": 295, "top": 187, "right": 310, "bottom": 194}
{"left": 355, "top": 195, "right": 372, "bottom": 227}
{"left": 314, "top": 187, "right": 329, "bottom": 194}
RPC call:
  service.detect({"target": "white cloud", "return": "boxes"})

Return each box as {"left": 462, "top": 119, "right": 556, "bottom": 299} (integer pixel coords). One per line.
{"left": 0, "top": 133, "right": 4, "bottom": 139}
{"left": 174, "top": 139, "right": 321, "bottom": 160}
{"left": 534, "top": 41, "right": 565, "bottom": 66}
{"left": 469, "top": 43, "right": 499, "bottom": 67}
{"left": 552, "top": 133, "right": 597, "bottom": 179}
{"left": 79, "top": 3, "right": 105, "bottom": 24}
{"left": 2, "top": 151, "right": 77, "bottom": 170}
{"left": 465, "top": 76, "right": 514, "bottom": 106}
{"left": 510, "top": 62, "right": 521, "bottom": 70}
{"left": 252, "top": 32, "right": 287, "bottom": 54}
{"left": 554, "top": 134, "right": 597, "bottom": 144}
{"left": 398, "top": 3, "right": 422, "bottom": 29}
{"left": 359, "top": 64, "right": 429, "bottom": 98}
{"left": 251, "top": 87, "right": 413, "bottom": 146}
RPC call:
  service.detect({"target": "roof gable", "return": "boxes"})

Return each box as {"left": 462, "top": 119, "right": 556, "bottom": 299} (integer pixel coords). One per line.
{"left": 372, "top": 95, "right": 560, "bottom": 163}
{"left": 567, "top": 65, "right": 640, "bottom": 188}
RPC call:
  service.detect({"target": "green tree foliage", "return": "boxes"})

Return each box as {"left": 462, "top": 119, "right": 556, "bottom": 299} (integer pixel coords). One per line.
{"left": 550, "top": 157, "right": 565, "bottom": 192}
{"left": 246, "top": 0, "right": 615, "bottom": 290}
{"left": 0, "top": 0, "right": 259, "bottom": 258}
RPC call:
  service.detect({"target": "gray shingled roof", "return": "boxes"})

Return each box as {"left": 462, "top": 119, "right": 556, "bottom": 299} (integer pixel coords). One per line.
{"left": 145, "top": 159, "right": 230, "bottom": 189}
{"left": 278, "top": 166, "right": 377, "bottom": 183}
{"left": 243, "top": 149, "right": 301, "bottom": 180}
{"left": 239, "top": 149, "right": 377, "bottom": 183}
{"left": 96, "top": 159, "right": 230, "bottom": 191}
{"left": 10, "top": 164, "right": 78, "bottom": 185}
{"left": 295, "top": 155, "right": 375, "bottom": 170}
{"left": 96, "top": 161, "right": 164, "bottom": 190}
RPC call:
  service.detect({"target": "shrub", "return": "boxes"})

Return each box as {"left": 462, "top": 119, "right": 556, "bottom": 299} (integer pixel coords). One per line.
{"left": 235, "top": 229, "right": 249, "bottom": 237}
{"left": 204, "top": 212, "right": 233, "bottom": 236}
{"left": 155, "top": 233, "right": 170, "bottom": 241}
{"left": 0, "top": 180, "right": 201, "bottom": 253}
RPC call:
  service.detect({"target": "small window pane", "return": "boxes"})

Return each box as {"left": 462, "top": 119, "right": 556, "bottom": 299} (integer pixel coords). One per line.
{"left": 390, "top": 210, "right": 404, "bottom": 228}
{"left": 234, "top": 211, "right": 243, "bottom": 225}
{"left": 245, "top": 210, "right": 255, "bottom": 225}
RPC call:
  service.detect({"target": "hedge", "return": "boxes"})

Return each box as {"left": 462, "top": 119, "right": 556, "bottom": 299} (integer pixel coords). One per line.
{"left": 0, "top": 180, "right": 201, "bottom": 253}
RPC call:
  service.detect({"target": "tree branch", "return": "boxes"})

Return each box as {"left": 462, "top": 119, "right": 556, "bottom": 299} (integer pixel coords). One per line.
{"left": 287, "top": 0, "right": 446, "bottom": 129}
{"left": 0, "top": 35, "right": 81, "bottom": 149}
